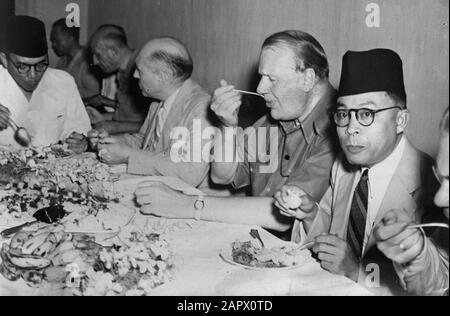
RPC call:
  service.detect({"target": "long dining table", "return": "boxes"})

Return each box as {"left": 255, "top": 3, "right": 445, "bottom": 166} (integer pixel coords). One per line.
{"left": 0, "top": 175, "right": 373, "bottom": 296}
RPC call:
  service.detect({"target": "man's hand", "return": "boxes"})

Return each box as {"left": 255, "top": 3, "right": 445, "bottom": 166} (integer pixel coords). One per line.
{"left": 85, "top": 94, "right": 116, "bottom": 109}
{"left": 274, "top": 185, "right": 318, "bottom": 220}
{"left": 97, "top": 136, "right": 132, "bottom": 165}
{"left": 86, "top": 106, "right": 107, "bottom": 125}
{"left": 65, "top": 132, "right": 88, "bottom": 154}
{"left": 135, "top": 182, "right": 196, "bottom": 219}
{"left": 210, "top": 80, "right": 242, "bottom": 127}
{"left": 0, "top": 104, "right": 11, "bottom": 131}
{"left": 87, "top": 129, "right": 109, "bottom": 151}
{"left": 374, "top": 209, "right": 425, "bottom": 265}
{"left": 312, "top": 234, "right": 360, "bottom": 281}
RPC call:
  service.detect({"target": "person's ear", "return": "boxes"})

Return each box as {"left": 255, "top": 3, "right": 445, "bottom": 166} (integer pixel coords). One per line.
{"left": 396, "top": 109, "right": 410, "bottom": 134}
{"left": 301, "top": 68, "right": 317, "bottom": 93}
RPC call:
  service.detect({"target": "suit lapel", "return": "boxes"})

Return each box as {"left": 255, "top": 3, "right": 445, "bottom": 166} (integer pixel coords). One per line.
{"left": 364, "top": 139, "right": 422, "bottom": 256}
{"left": 330, "top": 161, "right": 359, "bottom": 238}
{"left": 160, "top": 80, "right": 193, "bottom": 146}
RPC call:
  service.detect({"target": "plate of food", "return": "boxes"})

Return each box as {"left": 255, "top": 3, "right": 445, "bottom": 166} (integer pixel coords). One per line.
{"left": 220, "top": 239, "right": 309, "bottom": 271}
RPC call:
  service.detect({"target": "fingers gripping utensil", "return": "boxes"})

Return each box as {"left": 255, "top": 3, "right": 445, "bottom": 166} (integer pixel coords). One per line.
{"left": 250, "top": 229, "right": 265, "bottom": 248}
{"left": 1, "top": 205, "right": 66, "bottom": 238}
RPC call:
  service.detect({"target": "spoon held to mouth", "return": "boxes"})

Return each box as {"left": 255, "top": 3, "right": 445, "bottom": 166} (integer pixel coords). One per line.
{"left": 234, "top": 90, "right": 265, "bottom": 99}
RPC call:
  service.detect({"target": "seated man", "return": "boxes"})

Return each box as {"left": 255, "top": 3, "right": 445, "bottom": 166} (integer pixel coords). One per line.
{"left": 88, "top": 37, "right": 212, "bottom": 188}
{"left": 134, "top": 30, "right": 338, "bottom": 233}
{"left": 51, "top": 18, "right": 101, "bottom": 100}
{"left": 374, "top": 108, "right": 449, "bottom": 296}
{"left": 275, "top": 49, "right": 439, "bottom": 295}
{"left": 86, "top": 25, "right": 149, "bottom": 134}
{"left": 0, "top": 16, "right": 90, "bottom": 153}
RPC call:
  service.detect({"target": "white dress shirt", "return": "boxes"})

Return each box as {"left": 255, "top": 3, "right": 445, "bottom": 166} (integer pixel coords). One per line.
{"left": 351, "top": 136, "right": 407, "bottom": 254}
{"left": 0, "top": 66, "right": 91, "bottom": 148}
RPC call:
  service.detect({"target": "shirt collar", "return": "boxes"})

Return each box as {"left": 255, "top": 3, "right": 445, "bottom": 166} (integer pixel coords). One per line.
{"left": 362, "top": 135, "right": 407, "bottom": 184}
{"left": 279, "top": 83, "right": 335, "bottom": 143}
{"left": 161, "top": 86, "right": 181, "bottom": 113}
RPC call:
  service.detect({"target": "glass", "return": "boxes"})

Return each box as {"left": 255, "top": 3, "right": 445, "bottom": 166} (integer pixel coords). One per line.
{"left": 6, "top": 54, "right": 49, "bottom": 74}
{"left": 333, "top": 106, "right": 402, "bottom": 127}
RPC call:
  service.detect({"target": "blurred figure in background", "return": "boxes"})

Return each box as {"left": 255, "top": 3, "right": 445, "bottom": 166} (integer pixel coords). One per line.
{"left": 87, "top": 24, "right": 149, "bottom": 134}
{"left": 50, "top": 18, "right": 101, "bottom": 100}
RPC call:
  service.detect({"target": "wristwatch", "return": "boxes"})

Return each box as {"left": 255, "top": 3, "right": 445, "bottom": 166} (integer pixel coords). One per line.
{"left": 194, "top": 195, "right": 205, "bottom": 221}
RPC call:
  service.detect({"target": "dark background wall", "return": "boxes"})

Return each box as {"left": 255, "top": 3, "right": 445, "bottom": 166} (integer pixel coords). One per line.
{"left": 11, "top": 0, "right": 450, "bottom": 156}
{"left": 0, "top": 0, "right": 15, "bottom": 47}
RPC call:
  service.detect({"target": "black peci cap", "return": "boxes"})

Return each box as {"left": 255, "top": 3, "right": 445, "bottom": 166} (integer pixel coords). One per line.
{"left": 2, "top": 16, "right": 48, "bottom": 58}
{"left": 338, "top": 49, "right": 406, "bottom": 101}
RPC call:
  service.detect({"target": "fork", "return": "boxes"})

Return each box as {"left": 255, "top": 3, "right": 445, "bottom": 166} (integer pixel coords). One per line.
{"left": 250, "top": 229, "right": 265, "bottom": 248}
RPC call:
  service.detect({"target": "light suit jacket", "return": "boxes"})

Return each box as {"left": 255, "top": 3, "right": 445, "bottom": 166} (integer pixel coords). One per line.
{"left": 292, "top": 138, "right": 445, "bottom": 295}
{"left": 123, "top": 79, "right": 212, "bottom": 187}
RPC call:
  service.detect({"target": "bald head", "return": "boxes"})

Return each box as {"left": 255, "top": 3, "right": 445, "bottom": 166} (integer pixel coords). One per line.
{"left": 90, "top": 24, "right": 127, "bottom": 51}
{"left": 137, "top": 37, "right": 193, "bottom": 83}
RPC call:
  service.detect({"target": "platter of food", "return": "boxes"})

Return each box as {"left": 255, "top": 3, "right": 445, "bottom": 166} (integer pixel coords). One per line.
{"left": 0, "top": 225, "right": 174, "bottom": 296}
{"left": 0, "top": 145, "right": 136, "bottom": 235}
{"left": 220, "top": 239, "right": 309, "bottom": 271}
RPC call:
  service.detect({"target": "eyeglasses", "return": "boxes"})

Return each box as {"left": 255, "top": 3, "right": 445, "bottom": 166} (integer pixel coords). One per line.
{"left": 6, "top": 55, "right": 49, "bottom": 74}
{"left": 333, "top": 106, "right": 402, "bottom": 127}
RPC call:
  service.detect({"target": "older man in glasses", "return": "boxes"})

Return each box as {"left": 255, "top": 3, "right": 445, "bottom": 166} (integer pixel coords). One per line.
{"left": 275, "top": 49, "right": 439, "bottom": 295}
{"left": 374, "top": 108, "right": 449, "bottom": 296}
{"left": 0, "top": 16, "right": 90, "bottom": 152}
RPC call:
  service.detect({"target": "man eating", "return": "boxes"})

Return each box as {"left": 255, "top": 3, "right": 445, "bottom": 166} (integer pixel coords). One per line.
{"left": 0, "top": 16, "right": 91, "bottom": 153}
{"left": 275, "top": 49, "right": 440, "bottom": 295}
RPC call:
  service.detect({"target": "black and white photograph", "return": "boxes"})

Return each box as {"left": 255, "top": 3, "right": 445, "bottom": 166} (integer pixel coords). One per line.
{"left": 0, "top": 0, "right": 448, "bottom": 299}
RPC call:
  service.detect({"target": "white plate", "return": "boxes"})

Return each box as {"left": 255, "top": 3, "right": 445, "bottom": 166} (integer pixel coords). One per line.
{"left": 219, "top": 247, "right": 303, "bottom": 271}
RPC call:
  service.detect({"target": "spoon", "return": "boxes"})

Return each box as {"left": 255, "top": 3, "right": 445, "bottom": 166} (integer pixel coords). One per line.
{"left": 1, "top": 205, "right": 67, "bottom": 238}
{"left": 407, "top": 223, "right": 449, "bottom": 230}
{"left": 250, "top": 229, "right": 265, "bottom": 248}
{"left": 8, "top": 118, "right": 32, "bottom": 147}
{"left": 234, "top": 89, "right": 265, "bottom": 99}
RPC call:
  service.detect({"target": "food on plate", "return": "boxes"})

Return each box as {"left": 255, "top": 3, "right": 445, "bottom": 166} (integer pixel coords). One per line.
{"left": 230, "top": 240, "right": 306, "bottom": 268}
{"left": 0, "top": 226, "right": 174, "bottom": 296}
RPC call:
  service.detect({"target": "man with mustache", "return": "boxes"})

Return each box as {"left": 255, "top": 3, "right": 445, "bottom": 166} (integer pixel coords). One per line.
{"left": 135, "top": 30, "right": 337, "bottom": 234}
{"left": 0, "top": 16, "right": 90, "bottom": 152}
{"left": 275, "top": 49, "right": 439, "bottom": 295}
{"left": 374, "top": 108, "right": 449, "bottom": 296}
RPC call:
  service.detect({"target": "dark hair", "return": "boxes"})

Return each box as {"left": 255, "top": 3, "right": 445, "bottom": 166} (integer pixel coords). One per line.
{"left": 52, "top": 18, "right": 80, "bottom": 42}
{"left": 262, "top": 30, "right": 329, "bottom": 79}
{"left": 149, "top": 50, "right": 193, "bottom": 82}
{"left": 441, "top": 107, "right": 449, "bottom": 135}
{"left": 386, "top": 91, "right": 407, "bottom": 109}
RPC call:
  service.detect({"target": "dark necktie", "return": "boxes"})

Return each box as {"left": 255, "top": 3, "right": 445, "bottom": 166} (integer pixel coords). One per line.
{"left": 347, "top": 169, "right": 369, "bottom": 258}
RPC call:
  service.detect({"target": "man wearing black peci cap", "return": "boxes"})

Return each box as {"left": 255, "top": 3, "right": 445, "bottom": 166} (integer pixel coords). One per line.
{"left": 276, "top": 49, "right": 442, "bottom": 295}
{"left": 0, "top": 16, "right": 91, "bottom": 152}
